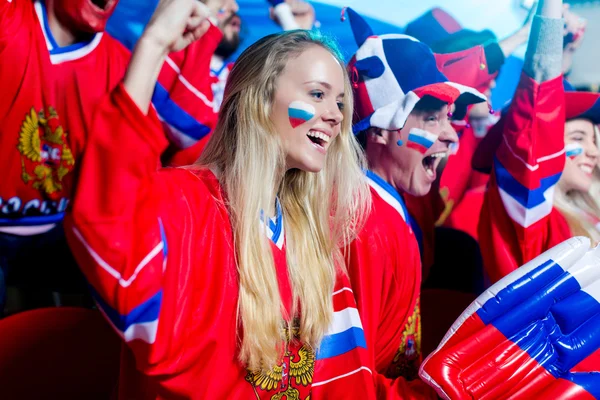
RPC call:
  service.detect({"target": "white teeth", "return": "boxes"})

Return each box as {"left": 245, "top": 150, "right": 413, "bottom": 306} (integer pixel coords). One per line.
{"left": 425, "top": 166, "right": 434, "bottom": 177}
{"left": 580, "top": 165, "right": 594, "bottom": 174}
{"left": 428, "top": 152, "right": 448, "bottom": 159}
{"left": 307, "top": 130, "right": 330, "bottom": 143}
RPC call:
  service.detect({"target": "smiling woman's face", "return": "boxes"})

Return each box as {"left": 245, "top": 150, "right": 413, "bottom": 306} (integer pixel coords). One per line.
{"left": 561, "top": 118, "right": 600, "bottom": 192}
{"left": 270, "top": 45, "right": 346, "bottom": 173}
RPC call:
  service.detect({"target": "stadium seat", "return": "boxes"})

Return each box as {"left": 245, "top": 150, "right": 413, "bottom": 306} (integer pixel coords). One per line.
{"left": 421, "top": 288, "right": 477, "bottom": 358}
{"left": 0, "top": 307, "right": 120, "bottom": 399}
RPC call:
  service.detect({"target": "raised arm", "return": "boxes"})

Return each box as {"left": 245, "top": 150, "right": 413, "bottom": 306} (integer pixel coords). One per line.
{"left": 105, "top": 0, "right": 220, "bottom": 166}
{"left": 124, "top": 0, "right": 211, "bottom": 112}
{"left": 64, "top": 0, "right": 212, "bottom": 370}
{"left": 479, "top": 0, "right": 566, "bottom": 283}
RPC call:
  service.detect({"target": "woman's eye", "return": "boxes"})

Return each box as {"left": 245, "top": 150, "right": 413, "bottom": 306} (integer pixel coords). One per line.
{"left": 337, "top": 101, "right": 345, "bottom": 111}
{"left": 426, "top": 115, "right": 438, "bottom": 123}
{"left": 310, "top": 91, "right": 324, "bottom": 100}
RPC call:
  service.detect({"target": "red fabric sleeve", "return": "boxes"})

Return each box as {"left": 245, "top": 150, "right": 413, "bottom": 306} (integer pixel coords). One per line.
{"left": 63, "top": 84, "right": 206, "bottom": 373}
{"left": 478, "top": 73, "right": 569, "bottom": 283}
{"left": 348, "top": 203, "right": 437, "bottom": 399}
{"left": 157, "top": 23, "right": 222, "bottom": 166}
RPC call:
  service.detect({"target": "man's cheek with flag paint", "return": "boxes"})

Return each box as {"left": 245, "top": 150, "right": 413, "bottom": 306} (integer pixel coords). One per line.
{"left": 405, "top": 128, "right": 439, "bottom": 155}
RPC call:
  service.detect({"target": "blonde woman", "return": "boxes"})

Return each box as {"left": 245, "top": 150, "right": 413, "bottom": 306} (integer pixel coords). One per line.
{"left": 554, "top": 112, "right": 600, "bottom": 243}
{"left": 62, "top": 0, "right": 386, "bottom": 398}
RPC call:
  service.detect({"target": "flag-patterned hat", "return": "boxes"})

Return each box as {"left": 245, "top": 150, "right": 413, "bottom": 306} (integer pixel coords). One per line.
{"left": 344, "top": 7, "right": 487, "bottom": 133}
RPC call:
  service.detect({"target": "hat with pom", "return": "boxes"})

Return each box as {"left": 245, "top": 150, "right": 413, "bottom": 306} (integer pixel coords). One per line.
{"left": 344, "top": 7, "right": 487, "bottom": 133}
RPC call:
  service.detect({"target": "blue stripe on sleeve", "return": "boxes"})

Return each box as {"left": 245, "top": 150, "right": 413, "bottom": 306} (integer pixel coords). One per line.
{"left": 494, "top": 158, "right": 561, "bottom": 209}
{"left": 316, "top": 327, "right": 367, "bottom": 360}
{"left": 91, "top": 286, "right": 162, "bottom": 333}
{"left": 158, "top": 218, "right": 168, "bottom": 257}
{"left": 152, "top": 83, "right": 212, "bottom": 141}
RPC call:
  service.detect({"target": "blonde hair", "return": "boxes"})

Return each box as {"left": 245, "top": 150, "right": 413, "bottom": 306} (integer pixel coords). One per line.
{"left": 198, "top": 30, "right": 371, "bottom": 370}
{"left": 555, "top": 123, "right": 600, "bottom": 243}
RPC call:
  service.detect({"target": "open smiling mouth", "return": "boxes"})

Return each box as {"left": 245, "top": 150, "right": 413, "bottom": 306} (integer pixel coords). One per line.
{"left": 307, "top": 130, "right": 330, "bottom": 149}
{"left": 91, "top": 0, "right": 110, "bottom": 10}
{"left": 579, "top": 164, "right": 594, "bottom": 175}
{"left": 422, "top": 151, "right": 447, "bottom": 177}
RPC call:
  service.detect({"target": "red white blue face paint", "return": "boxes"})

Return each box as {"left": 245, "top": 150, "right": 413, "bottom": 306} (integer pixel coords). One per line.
{"left": 288, "top": 101, "right": 315, "bottom": 128}
{"left": 406, "top": 128, "right": 438, "bottom": 154}
{"left": 566, "top": 143, "right": 584, "bottom": 159}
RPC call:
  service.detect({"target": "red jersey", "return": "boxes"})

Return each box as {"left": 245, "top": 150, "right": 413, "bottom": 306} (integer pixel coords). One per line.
{"left": 64, "top": 84, "right": 440, "bottom": 399}
{"left": 345, "top": 171, "right": 436, "bottom": 399}
{"left": 0, "top": 0, "right": 129, "bottom": 233}
{"left": 0, "top": 0, "right": 219, "bottom": 234}
{"left": 478, "top": 73, "right": 570, "bottom": 283}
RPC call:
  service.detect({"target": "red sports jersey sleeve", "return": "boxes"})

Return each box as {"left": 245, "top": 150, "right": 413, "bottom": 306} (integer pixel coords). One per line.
{"left": 63, "top": 84, "right": 259, "bottom": 398}
{"left": 478, "top": 72, "right": 570, "bottom": 283}
{"left": 345, "top": 174, "right": 438, "bottom": 399}
{"left": 155, "top": 23, "right": 222, "bottom": 166}
{"left": 64, "top": 83, "right": 193, "bottom": 371}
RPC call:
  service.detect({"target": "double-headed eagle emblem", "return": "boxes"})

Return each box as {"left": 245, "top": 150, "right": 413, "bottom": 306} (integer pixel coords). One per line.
{"left": 17, "top": 107, "right": 74, "bottom": 198}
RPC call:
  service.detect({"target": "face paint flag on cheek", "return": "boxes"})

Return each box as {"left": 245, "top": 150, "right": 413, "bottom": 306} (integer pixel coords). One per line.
{"left": 565, "top": 143, "right": 584, "bottom": 159}
{"left": 288, "top": 101, "right": 315, "bottom": 128}
{"left": 406, "top": 128, "right": 438, "bottom": 154}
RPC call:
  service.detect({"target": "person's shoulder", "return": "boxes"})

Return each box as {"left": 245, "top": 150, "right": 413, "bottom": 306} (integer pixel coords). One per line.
{"left": 100, "top": 31, "right": 133, "bottom": 61}
{"left": 354, "top": 188, "right": 412, "bottom": 249}
{"left": 161, "top": 166, "right": 226, "bottom": 207}
{"left": 369, "top": 187, "right": 411, "bottom": 229}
